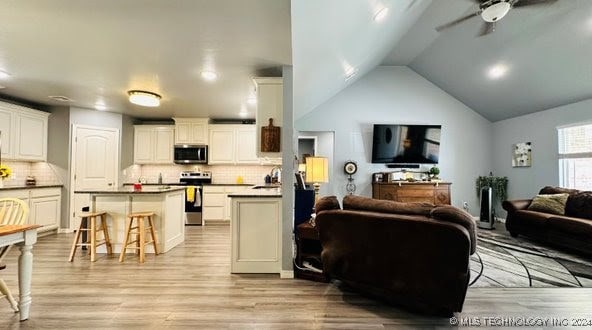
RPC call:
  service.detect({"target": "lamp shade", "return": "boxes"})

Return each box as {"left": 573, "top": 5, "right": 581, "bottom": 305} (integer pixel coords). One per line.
{"left": 305, "top": 157, "right": 328, "bottom": 183}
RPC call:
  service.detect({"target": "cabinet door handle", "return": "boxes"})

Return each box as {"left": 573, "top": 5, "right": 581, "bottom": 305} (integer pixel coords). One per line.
{"left": 108, "top": 183, "right": 113, "bottom": 186}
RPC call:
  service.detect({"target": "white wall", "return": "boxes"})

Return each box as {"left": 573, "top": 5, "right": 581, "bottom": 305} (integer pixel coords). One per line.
{"left": 295, "top": 66, "right": 493, "bottom": 212}
{"left": 492, "top": 99, "right": 592, "bottom": 211}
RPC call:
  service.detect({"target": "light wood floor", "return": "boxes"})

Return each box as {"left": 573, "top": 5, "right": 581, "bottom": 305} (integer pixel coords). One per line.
{"left": 0, "top": 225, "right": 591, "bottom": 329}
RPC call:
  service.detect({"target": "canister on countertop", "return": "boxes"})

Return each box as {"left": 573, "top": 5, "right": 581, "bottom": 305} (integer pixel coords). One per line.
{"left": 236, "top": 176, "right": 244, "bottom": 184}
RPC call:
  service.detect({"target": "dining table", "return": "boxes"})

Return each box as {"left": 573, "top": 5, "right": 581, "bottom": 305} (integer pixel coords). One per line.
{"left": 0, "top": 224, "right": 40, "bottom": 321}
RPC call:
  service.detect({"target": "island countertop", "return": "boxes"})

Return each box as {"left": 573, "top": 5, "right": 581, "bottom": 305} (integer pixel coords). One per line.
{"left": 74, "top": 186, "right": 186, "bottom": 194}
{"left": 228, "top": 189, "right": 282, "bottom": 198}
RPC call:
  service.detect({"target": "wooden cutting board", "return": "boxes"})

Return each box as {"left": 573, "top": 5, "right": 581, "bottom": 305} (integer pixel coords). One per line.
{"left": 261, "top": 118, "right": 281, "bottom": 152}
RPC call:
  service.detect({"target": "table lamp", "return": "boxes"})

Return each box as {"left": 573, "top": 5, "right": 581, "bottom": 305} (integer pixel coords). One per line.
{"left": 305, "top": 156, "right": 329, "bottom": 202}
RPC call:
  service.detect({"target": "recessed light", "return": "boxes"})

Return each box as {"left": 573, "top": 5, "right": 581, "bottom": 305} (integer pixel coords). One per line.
{"left": 128, "top": 90, "right": 161, "bottom": 107}
{"left": 201, "top": 70, "right": 218, "bottom": 81}
{"left": 95, "top": 102, "right": 107, "bottom": 111}
{"left": 0, "top": 70, "right": 11, "bottom": 79}
{"left": 345, "top": 67, "right": 358, "bottom": 81}
{"left": 48, "top": 95, "right": 73, "bottom": 102}
{"left": 247, "top": 96, "right": 257, "bottom": 105}
{"left": 373, "top": 7, "right": 389, "bottom": 22}
{"left": 487, "top": 64, "right": 509, "bottom": 79}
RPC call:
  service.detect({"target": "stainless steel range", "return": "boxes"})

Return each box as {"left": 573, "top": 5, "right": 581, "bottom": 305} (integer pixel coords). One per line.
{"left": 179, "top": 171, "right": 212, "bottom": 225}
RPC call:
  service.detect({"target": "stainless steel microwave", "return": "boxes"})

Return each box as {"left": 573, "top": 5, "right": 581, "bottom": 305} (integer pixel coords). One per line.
{"left": 174, "top": 145, "right": 208, "bottom": 164}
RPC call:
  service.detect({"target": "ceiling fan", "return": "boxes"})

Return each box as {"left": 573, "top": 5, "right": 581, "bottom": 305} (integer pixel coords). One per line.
{"left": 436, "top": 0, "right": 558, "bottom": 36}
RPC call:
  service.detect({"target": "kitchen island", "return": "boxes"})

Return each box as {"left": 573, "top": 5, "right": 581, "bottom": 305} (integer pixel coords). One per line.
{"left": 228, "top": 188, "right": 282, "bottom": 274}
{"left": 74, "top": 186, "right": 185, "bottom": 254}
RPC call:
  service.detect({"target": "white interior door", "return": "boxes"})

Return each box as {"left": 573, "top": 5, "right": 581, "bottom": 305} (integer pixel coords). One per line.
{"left": 70, "top": 125, "right": 119, "bottom": 229}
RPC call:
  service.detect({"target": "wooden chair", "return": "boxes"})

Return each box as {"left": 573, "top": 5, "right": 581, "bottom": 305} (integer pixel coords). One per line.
{"left": 0, "top": 198, "right": 29, "bottom": 312}
{"left": 119, "top": 212, "right": 159, "bottom": 263}
{"left": 68, "top": 211, "right": 113, "bottom": 262}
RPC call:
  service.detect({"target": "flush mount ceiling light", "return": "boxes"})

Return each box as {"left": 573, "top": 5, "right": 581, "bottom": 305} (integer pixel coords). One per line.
{"left": 201, "top": 70, "right": 218, "bottom": 81}
{"left": 128, "top": 90, "right": 161, "bottom": 107}
{"left": 373, "top": 7, "right": 389, "bottom": 22}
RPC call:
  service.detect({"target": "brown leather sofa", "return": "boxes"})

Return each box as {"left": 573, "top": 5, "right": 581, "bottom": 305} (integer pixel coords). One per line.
{"left": 503, "top": 186, "right": 592, "bottom": 255}
{"left": 315, "top": 195, "right": 476, "bottom": 316}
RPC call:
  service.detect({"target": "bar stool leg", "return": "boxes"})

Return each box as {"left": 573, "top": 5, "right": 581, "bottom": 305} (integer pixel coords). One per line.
{"left": 148, "top": 215, "right": 160, "bottom": 255}
{"left": 139, "top": 216, "right": 145, "bottom": 263}
{"left": 90, "top": 216, "right": 97, "bottom": 262}
{"left": 101, "top": 213, "right": 113, "bottom": 255}
{"left": 68, "top": 220, "right": 84, "bottom": 262}
{"left": 119, "top": 216, "right": 132, "bottom": 262}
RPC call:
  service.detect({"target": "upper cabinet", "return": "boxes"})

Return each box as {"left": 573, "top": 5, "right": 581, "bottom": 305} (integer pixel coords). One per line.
{"left": 208, "top": 124, "right": 259, "bottom": 165}
{"left": 253, "top": 77, "right": 283, "bottom": 158}
{"left": 133, "top": 125, "right": 174, "bottom": 164}
{"left": 0, "top": 101, "right": 49, "bottom": 162}
{"left": 173, "top": 118, "right": 208, "bottom": 145}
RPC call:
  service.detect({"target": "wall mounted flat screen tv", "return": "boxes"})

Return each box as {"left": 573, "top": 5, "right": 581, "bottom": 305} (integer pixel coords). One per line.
{"left": 372, "top": 124, "right": 441, "bottom": 164}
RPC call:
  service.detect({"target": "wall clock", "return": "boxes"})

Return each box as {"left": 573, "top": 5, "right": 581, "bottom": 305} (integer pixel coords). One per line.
{"left": 344, "top": 161, "right": 358, "bottom": 175}
{"left": 343, "top": 161, "right": 357, "bottom": 194}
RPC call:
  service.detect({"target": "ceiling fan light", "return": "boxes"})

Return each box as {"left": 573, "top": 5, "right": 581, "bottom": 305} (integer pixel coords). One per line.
{"left": 128, "top": 90, "right": 161, "bottom": 107}
{"left": 481, "top": 2, "right": 511, "bottom": 23}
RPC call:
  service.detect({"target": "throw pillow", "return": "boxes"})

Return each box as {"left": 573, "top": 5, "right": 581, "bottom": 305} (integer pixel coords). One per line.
{"left": 315, "top": 196, "right": 341, "bottom": 213}
{"left": 565, "top": 191, "right": 592, "bottom": 220}
{"left": 527, "top": 193, "right": 569, "bottom": 215}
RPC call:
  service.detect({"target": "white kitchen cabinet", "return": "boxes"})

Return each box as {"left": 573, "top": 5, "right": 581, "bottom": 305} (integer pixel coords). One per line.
{"left": 30, "top": 188, "right": 61, "bottom": 230}
{"left": 208, "top": 124, "right": 259, "bottom": 165}
{"left": 173, "top": 118, "right": 208, "bottom": 145}
{"left": 0, "top": 101, "right": 49, "bottom": 162}
{"left": 133, "top": 125, "right": 174, "bottom": 164}
{"left": 230, "top": 196, "right": 282, "bottom": 274}
{"left": 253, "top": 77, "right": 283, "bottom": 158}
{"left": 208, "top": 127, "right": 235, "bottom": 164}
{"left": 0, "top": 187, "right": 61, "bottom": 233}
{"left": 202, "top": 185, "right": 250, "bottom": 224}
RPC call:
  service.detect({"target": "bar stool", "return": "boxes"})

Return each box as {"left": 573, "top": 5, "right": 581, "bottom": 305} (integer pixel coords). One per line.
{"left": 119, "top": 212, "right": 159, "bottom": 263}
{"left": 68, "top": 211, "right": 113, "bottom": 262}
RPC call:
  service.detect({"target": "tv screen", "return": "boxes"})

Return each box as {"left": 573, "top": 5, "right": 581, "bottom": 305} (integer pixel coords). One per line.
{"left": 372, "top": 124, "right": 441, "bottom": 164}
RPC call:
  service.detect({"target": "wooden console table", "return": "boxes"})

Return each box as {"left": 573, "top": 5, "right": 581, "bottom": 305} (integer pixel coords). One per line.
{"left": 0, "top": 224, "right": 40, "bottom": 321}
{"left": 372, "top": 182, "right": 451, "bottom": 205}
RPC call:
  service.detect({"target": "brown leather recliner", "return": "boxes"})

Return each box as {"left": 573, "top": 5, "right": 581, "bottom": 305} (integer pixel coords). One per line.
{"left": 315, "top": 195, "right": 476, "bottom": 316}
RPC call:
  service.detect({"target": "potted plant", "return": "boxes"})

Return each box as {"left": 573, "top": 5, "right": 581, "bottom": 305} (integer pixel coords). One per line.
{"left": 475, "top": 174, "right": 508, "bottom": 204}
{"left": 428, "top": 166, "right": 440, "bottom": 181}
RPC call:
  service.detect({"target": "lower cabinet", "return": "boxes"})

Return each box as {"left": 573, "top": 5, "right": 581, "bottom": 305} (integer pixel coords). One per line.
{"left": 202, "top": 185, "right": 250, "bottom": 225}
{"left": 230, "top": 196, "right": 282, "bottom": 274}
{"left": 0, "top": 187, "right": 61, "bottom": 233}
{"left": 372, "top": 182, "right": 451, "bottom": 205}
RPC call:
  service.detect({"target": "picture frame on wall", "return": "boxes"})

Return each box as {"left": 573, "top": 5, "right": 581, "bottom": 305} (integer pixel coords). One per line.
{"left": 512, "top": 142, "right": 532, "bottom": 167}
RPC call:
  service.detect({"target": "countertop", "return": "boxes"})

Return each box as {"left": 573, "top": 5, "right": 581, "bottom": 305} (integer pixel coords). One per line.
{"left": 74, "top": 186, "right": 186, "bottom": 194}
{"left": 0, "top": 184, "right": 63, "bottom": 191}
{"left": 228, "top": 189, "right": 282, "bottom": 198}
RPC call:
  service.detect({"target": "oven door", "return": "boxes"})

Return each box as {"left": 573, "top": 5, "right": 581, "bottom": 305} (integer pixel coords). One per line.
{"left": 184, "top": 185, "right": 203, "bottom": 225}
{"left": 174, "top": 145, "right": 208, "bottom": 164}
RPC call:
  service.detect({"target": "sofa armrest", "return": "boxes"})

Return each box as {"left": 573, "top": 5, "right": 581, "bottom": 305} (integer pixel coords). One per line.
{"left": 502, "top": 199, "right": 532, "bottom": 213}
{"left": 430, "top": 206, "right": 476, "bottom": 255}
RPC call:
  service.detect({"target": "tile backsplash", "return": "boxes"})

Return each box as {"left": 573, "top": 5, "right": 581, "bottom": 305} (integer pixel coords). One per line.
{"left": 124, "top": 164, "right": 276, "bottom": 185}
{"left": 1, "top": 161, "right": 62, "bottom": 186}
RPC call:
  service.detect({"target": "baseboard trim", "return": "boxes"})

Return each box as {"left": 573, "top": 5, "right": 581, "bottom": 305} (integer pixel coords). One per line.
{"left": 280, "top": 270, "right": 294, "bottom": 279}
{"left": 58, "top": 228, "right": 73, "bottom": 234}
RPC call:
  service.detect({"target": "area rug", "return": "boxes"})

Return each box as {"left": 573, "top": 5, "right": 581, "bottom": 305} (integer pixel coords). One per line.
{"left": 469, "top": 226, "right": 592, "bottom": 287}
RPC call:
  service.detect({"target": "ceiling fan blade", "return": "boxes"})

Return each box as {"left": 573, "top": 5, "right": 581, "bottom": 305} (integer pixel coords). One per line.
{"left": 477, "top": 22, "right": 496, "bottom": 37}
{"left": 436, "top": 11, "right": 480, "bottom": 32}
{"left": 512, "top": 0, "right": 558, "bottom": 8}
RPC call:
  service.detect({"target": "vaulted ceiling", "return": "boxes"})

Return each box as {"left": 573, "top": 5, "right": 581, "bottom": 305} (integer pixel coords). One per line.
{"left": 0, "top": 0, "right": 588, "bottom": 123}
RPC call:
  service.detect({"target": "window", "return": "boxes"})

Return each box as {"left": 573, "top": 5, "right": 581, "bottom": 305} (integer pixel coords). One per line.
{"left": 558, "top": 123, "right": 592, "bottom": 190}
